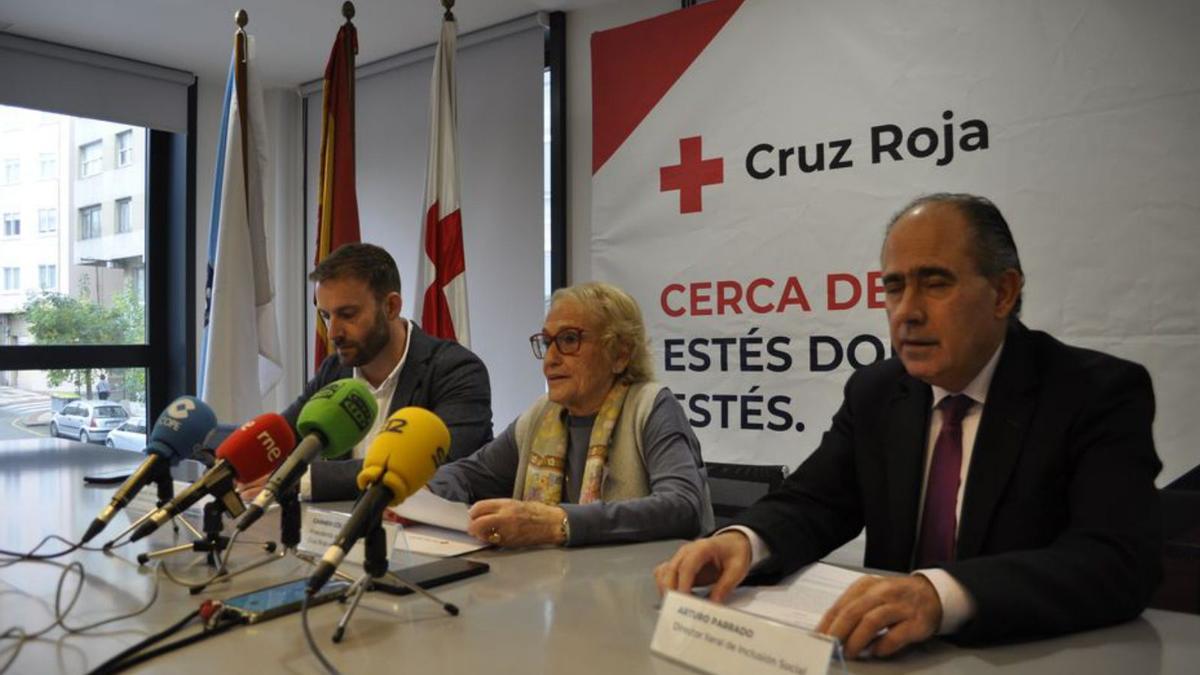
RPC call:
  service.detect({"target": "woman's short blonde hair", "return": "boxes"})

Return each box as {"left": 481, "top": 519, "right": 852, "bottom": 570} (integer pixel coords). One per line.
{"left": 550, "top": 282, "right": 654, "bottom": 384}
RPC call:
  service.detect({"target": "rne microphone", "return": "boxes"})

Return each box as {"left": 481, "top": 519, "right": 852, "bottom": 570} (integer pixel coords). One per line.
{"left": 129, "top": 413, "right": 296, "bottom": 543}
{"left": 307, "top": 407, "right": 450, "bottom": 594}
{"left": 235, "top": 379, "right": 377, "bottom": 533}
{"left": 82, "top": 397, "right": 217, "bottom": 543}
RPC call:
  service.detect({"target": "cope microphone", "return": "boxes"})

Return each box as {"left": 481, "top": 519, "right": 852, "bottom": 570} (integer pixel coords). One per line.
{"left": 235, "top": 379, "right": 377, "bottom": 533}
{"left": 82, "top": 397, "right": 217, "bottom": 544}
{"left": 129, "top": 413, "right": 296, "bottom": 543}
{"left": 307, "top": 407, "right": 450, "bottom": 594}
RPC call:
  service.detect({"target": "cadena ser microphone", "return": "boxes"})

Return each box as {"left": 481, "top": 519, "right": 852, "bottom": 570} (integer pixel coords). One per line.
{"left": 234, "top": 379, "right": 377, "bottom": 533}
{"left": 130, "top": 413, "right": 296, "bottom": 542}
{"left": 307, "top": 407, "right": 450, "bottom": 594}
{"left": 82, "top": 397, "right": 217, "bottom": 543}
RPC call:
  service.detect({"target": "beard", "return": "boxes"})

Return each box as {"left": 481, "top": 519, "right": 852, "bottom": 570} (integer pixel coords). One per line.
{"left": 334, "top": 307, "right": 392, "bottom": 368}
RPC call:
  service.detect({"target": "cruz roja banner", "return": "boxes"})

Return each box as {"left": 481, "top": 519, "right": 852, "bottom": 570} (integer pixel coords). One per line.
{"left": 590, "top": 0, "right": 1200, "bottom": 480}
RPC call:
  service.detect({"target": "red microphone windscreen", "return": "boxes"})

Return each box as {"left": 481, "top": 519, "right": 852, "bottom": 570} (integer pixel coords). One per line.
{"left": 215, "top": 413, "right": 297, "bottom": 482}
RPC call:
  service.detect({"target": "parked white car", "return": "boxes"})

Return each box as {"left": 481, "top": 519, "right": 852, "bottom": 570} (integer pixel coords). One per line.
{"left": 105, "top": 417, "right": 147, "bottom": 451}
{"left": 49, "top": 400, "right": 129, "bottom": 444}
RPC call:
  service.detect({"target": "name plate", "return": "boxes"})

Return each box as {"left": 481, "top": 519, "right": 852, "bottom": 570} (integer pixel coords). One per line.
{"left": 651, "top": 591, "right": 834, "bottom": 675}
{"left": 298, "top": 505, "right": 398, "bottom": 567}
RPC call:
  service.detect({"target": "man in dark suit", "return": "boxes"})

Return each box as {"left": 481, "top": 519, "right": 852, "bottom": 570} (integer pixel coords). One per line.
{"left": 281, "top": 243, "right": 493, "bottom": 502}
{"left": 655, "top": 194, "right": 1162, "bottom": 656}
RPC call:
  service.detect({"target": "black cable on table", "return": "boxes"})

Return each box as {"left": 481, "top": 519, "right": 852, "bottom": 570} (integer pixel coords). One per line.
{"left": 301, "top": 592, "right": 343, "bottom": 675}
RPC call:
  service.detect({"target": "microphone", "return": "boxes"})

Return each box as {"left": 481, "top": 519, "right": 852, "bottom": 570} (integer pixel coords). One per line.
{"left": 129, "top": 413, "right": 296, "bottom": 543}
{"left": 234, "top": 379, "right": 377, "bottom": 533}
{"left": 307, "top": 407, "right": 450, "bottom": 594}
{"left": 82, "top": 397, "right": 217, "bottom": 543}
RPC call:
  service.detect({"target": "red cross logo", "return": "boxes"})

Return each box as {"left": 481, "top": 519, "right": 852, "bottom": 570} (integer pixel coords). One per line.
{"left": 660, "top": 136, "right": 723, "bottom": 214}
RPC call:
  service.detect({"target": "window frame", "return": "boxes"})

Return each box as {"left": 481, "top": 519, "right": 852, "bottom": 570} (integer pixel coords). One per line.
{"left": 39, "top": 152, "right": 56, "bottom": 179}
{"left": 2, "top": 267, "right": 20, "bottom": 291}
{"left": 2, "top": 212, "right": 19, "bottom": 237}
{"left": 2, "top": 157, "right": 18, "bottom": 184}
{"left": 116, "top": 129, "right": 133, "bottom": 168}
{"left": 37, "top": 208, "right": 57, "bottom": 233}
{"left": 37, "top": 264, "right": 57, "bottom": 290}
{"left": 78, "top": 203, "right": 101, "bottom": 239}
{"left": 79, "top": 140, "right": 102, "bottom": 178}
{"left": 115, "top": 197, "right": 132, "bottom": 233}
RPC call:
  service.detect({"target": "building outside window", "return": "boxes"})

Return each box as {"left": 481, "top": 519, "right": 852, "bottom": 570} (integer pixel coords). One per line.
{"left": 38, "top": 264, "right": 57, "bottom": 290}
{"left": 39, "top": 153, "right": 56, "bottom": 179}
{"left": 131, "top": 265, "right": 145, "bottom": 303}
{"left": 116, "top": 130, "right": 133, "bottom": 167}
{"left": 116, "top": 197, "right": 132, "bottom": 233}
{"left": 79, "top": 204, "right": 101, "bottom": 239}
{"left": 79, "top": 140, "right": 102, "bottom": 177}
{"left": 3, "top": 213, "right": 19, "bottom": 237}
{"left": 2, "top": 158, "right": 18, "bottom": 184}
{"left": 2, "top": 267, "right": 19, "bottom": 291}
{"left": 38, "top": 208, "right": 57, "bottom": 233}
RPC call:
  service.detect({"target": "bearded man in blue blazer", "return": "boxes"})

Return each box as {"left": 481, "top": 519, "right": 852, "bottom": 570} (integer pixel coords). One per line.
{"left": 282, "top": 243, "right": 493, "bottom": 502}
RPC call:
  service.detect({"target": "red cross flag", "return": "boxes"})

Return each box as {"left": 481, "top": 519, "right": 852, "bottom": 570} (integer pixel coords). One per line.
{"left": 418, "top": 12, "right": 470, "bottom": 346}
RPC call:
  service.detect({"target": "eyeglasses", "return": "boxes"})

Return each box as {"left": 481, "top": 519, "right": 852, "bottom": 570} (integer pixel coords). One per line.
{"left": 529, "top": 328, "right": 586, "bottom": 359}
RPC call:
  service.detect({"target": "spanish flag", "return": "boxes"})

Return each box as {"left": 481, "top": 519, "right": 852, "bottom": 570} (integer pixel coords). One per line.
{"left": 313, "top": 22, "right": 361, "bottom": 369}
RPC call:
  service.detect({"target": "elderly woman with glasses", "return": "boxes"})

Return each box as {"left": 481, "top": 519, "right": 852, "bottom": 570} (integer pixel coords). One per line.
{"left": 427, "top": 282, "right": 714, "bottom": 548}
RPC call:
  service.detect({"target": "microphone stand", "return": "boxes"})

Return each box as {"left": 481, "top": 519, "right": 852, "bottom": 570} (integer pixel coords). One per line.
{"left": 331, "top": 521, "right": 459, "bottom": 644}
{"left": 186, "top": 486, "right": 306, "bottom": 594}
{"left": 135, "top": 476, "right": 274, "bottom": 566}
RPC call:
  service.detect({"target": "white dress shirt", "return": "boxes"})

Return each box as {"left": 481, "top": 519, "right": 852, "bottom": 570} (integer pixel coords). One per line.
{"left": 727, "top": 341, "right": 1005, "bottom": 635}
{"left": 299, "top": 320, "right": 413, "bottom": 498}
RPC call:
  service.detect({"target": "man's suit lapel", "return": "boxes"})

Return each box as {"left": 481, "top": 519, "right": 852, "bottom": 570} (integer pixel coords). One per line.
{"left": 957, "top": 322, "right": 1038, "bottom": 559}
{"left": 389, "top": 323, "right": 433, "bottom": 417}
{"left": 885, "top": 375, "right": 931, "bottom": 569}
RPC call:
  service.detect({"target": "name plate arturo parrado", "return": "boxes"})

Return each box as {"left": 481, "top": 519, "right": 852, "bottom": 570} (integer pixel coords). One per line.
{"left": 651, "top": 591, "right": 834, "bottom": 675}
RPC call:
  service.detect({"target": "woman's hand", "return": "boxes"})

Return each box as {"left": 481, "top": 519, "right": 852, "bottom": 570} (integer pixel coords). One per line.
{"left": 467, "top": 499, "right": 567, "bottom": 548}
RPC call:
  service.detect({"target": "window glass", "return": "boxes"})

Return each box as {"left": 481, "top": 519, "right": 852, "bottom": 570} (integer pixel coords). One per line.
{"left": 0, "top": 367, "right": 148, "bottom": 442}
{"left": 2, "top": 158, "right": 18, "bottom": 185}
{"left": 39, "top": 153, "right": 56, "bottom": 179}
{"left": 116, "top": 130, "right": 133, "bottom": 168}
{"left": 79, "top": 140, "right": 102, "bottom": 177}
{"left": 0, "top": 104, "right": 147, "bottom": 347}
{"left": 79, "top": 204, "right": 100, "bottom": 239}
{"left": 116, "top": 197, "right": 131, "bottom": 233}
{"left": 38, "top": 208, "right": 57, "bottom": 233}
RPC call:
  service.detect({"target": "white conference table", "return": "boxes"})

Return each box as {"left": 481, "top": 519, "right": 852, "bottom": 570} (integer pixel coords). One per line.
{"left": 1, "top": 439, "right": 1197, "bottom": 674}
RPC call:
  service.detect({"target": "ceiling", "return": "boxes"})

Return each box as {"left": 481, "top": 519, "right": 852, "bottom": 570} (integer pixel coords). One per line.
{"left": 0, "top": 0, "right": 613, "bottom": 87}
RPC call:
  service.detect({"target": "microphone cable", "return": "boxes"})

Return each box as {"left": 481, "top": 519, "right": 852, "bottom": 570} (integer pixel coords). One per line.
{"left": 0, "top": 558, "right": 163, "bottom": 674}
{"left": 301, "top": 590, "right": 344, "bottom": 675}
{"left": 0, "top": 534, "right": 131, "bottom": 564}
{"left": 85, "top": 599, "right": 246, "bottom": 675}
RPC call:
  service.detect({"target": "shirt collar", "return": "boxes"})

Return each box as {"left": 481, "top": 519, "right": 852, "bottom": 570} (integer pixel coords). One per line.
{"left": 353, "top": 318, "right": 412, "bottom": 394}
{"left": 930, "top": 340, "right": 1004, "bottom": 409}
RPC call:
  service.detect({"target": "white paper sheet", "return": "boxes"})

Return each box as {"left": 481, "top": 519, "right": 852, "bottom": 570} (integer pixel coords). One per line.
{"left": 726, "top": 562, "right": 867, "bottom": 630}
{"left": 387, "top": 487, "right": 471, "bottom": 531}
{"left": 385, "top": 488, "right": 487, "bottom": 556}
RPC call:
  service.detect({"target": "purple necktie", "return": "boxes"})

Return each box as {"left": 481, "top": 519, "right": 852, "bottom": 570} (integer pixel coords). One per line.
{"left": 916, "top": 394, "right": 973, "bottom": 568}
